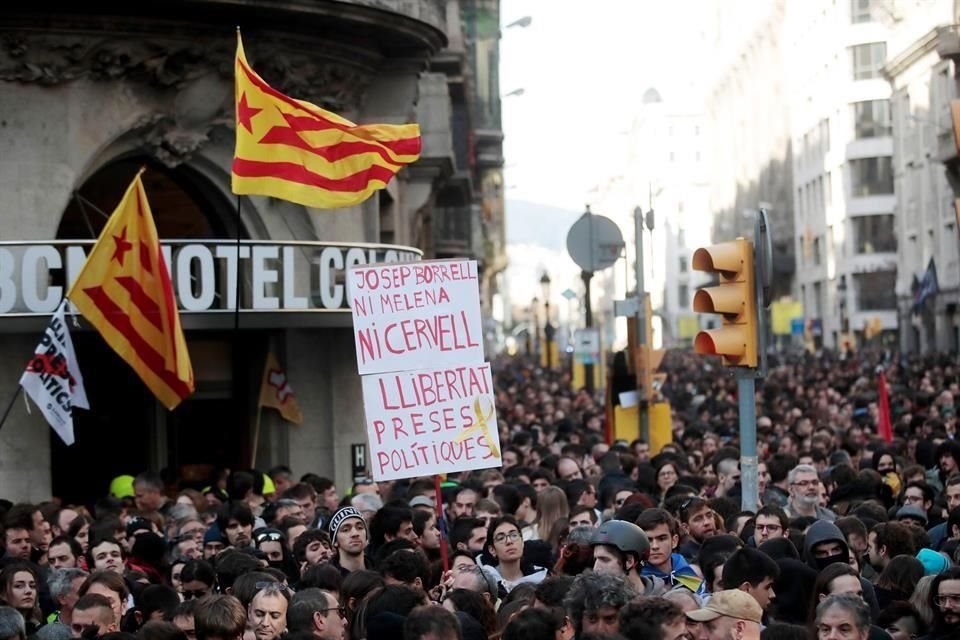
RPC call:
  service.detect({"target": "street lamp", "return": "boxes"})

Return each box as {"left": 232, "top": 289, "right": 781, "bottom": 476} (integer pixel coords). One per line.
{"left": 531, "top": 296, "right": 540, "bottom": 360}
{"left": 540, "top": 272, "right": 554, "bottom": 368}
{"left": 505, "top": 16, "right": 532, "bottom": 29}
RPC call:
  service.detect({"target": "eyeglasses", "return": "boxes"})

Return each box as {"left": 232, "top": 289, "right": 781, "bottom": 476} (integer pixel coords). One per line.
{"left": 494, "top": 531, "right": 522, "bottom": 544}
{"left": 255, "top": 581, "right": 290, "bottom": 592}
{"left": 320, "top": 606, "right": 347, "bottom": 618}
{"left": 937, "top": 594, "right": 960, "bottom": 608}
{"left": 255, "top": 531, "right": 284, "bottom": 543}
{"left": 183, "top": 589, "right": 210, "bottom": 600}
{"left": 754, "top": 524, "right": 782, "bottom": 532}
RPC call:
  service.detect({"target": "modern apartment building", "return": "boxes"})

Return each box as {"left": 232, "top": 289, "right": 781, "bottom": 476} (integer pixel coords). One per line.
{"left": 787, "top": 0, "right": 898, "bottom": 348}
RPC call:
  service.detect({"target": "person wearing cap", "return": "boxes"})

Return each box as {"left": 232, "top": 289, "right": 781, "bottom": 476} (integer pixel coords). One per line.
{"left": 685, "top": 589, "right": 762, "bottom": 640}
{"left": 896, "top": 505, "right": 928, "bottom": 530}
{"left": 590, "top": 519, "right": 665, "bottom": 596}
{"left": 409, "top": 496, "right": 435, "bottom": 513}
{"left": 328, "top": 507, "right": 372, "bottom": 576}
{"left": 918, "top": 548, "right": 950, "bottom": 576}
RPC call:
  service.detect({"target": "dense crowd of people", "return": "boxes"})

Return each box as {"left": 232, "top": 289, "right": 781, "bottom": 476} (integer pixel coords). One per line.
{"left": 2, "top": 349, "right": 960, "bottom": 640}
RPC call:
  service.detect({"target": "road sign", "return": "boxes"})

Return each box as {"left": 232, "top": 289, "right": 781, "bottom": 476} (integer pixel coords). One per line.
{"left": 573, "top": 328, "right": 600, "bottom": 364}
{"left": 561, "top": 288, "right": 577, "bottom": 301}
{"left": 566, "top": 213, "right": 624, "bottom": 272}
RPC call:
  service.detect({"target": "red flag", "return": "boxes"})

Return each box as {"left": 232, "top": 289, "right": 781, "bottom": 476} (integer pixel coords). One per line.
{"left": 878, "top": 370, "right": 893, "bottom": 443}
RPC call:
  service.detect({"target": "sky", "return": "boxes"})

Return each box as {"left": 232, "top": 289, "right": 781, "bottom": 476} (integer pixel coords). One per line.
{"left": 499, "top": 0, "right": 706, "bottom": 211}
{"left": 500, "top": 1, "right": 707, "bottom": 315}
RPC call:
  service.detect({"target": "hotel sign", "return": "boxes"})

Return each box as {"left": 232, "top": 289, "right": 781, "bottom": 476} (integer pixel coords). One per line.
{"left": 0, "top": 240, "right": 421, "bottom": 318}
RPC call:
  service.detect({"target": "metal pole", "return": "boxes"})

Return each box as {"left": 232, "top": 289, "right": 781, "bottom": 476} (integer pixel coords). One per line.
{"left": 635, "top": 206, "right": 649, "bottom": 442}
{"left": 582, "top": 270, "right": 594, "bottom": 393}
{"left": 738, "top": 374, "right": 758, "bottom": 512}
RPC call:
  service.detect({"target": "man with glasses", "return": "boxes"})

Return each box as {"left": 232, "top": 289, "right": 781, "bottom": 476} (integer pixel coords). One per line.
{"left": 902, "top": 481, "right": 935, "bottom": 524}
{"left": 753, "top": 506, "right": 788, "bottom": 544}
{"left": 287, "top": 587, "right": 347, "bottom": 640}
{"left": 785, "top": 464, "right": 835, "bottom": 521}
{"left": 928, "top": 568, "right": 960, "bottom": 639}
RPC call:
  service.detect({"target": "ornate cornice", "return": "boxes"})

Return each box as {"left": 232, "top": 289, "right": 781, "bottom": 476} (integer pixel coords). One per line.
{"left": 0, "top": 31, "right": 374, "bottom": 110}
{"left": 0, "top": 30, "right": 379, "bottom": 166}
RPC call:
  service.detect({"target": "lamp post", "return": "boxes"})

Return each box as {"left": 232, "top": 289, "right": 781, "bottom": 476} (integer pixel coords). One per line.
{"left": 540, "top": 272, "right": 554, "bottom": 368}
{"left": 532, "top": 296, "right": 540, "bottom": 360}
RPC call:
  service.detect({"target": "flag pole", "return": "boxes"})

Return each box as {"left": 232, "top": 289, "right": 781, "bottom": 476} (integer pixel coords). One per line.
{"left": 250, "top": 405, "right": 263, "bottom": 469}
{"left": 0, "top": 387, "right": 23, "bottom": 433}
{"left": 234, "top": 194, "right": 242, "bottom": 331}
{"left": 434, "top": 475, "right": 449, "bottom": 573}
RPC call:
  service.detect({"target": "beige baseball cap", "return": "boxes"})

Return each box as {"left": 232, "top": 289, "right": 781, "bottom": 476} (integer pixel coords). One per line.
{"left": 686, "top": 590, "right": 763, "bottom": 624}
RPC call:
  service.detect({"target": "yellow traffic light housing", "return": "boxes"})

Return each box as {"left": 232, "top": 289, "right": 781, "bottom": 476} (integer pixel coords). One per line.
{"left": 691, "top": 238, "right": 758, "bottom": 368}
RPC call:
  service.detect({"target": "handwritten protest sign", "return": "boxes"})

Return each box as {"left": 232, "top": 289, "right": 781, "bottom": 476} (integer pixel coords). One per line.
{"left": 347, "top": 260, "right": 484, "bottom": 376}
{"left": 348, "top": 259, "right": 501, "bottom": 480}
{"left": 360, "top": 362, "right": 501, "bottom": 481}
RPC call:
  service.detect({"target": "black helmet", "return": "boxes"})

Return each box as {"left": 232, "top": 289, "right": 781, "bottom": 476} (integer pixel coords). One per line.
{"left": 590, "top": 519, "right": 651, "bottom": 563}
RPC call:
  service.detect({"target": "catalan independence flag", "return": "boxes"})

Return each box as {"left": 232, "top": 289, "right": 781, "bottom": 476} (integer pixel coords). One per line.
{"left": 231, "top": 33, "right": 422, "bottom": 208}
{"left": 67, "top": 170, "right": 194, "bottom": 410}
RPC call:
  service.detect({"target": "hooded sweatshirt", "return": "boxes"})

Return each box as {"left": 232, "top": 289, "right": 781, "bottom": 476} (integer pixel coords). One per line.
{"left": 802, "top": 520, "right": 880, "bottom": 619}
{"left": 642, "top": 552, "right": 706, "bottom": 595}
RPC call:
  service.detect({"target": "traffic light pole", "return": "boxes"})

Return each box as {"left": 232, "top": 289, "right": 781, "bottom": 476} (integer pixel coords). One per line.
{"left": 738, "top": 372, "right": 758, "bottom": 513}
{"left": 634, "top": 206, "right": 650, "bottom": 443}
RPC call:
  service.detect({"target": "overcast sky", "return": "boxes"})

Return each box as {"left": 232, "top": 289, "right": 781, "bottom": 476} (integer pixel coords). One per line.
{"left": 499, "top": 0, "right": 705, "bottom": 212}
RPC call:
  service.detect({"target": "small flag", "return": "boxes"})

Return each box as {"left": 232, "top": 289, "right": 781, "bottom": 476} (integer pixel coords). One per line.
{"left": 231, "top": 32, "right": 421, "bottom": 208}
{"left": 259, "top": 352, "right": 303, "bottom": 424}
{"left": 877, "top": 370, "right": 893, "bottom": 443}
{"left": 67, "top": 170, "right": 194, "bottom": 410}
{"left": 913, "top": 258, "right": 939, "bottom": 311}
{"left": 19, "top": 301, "right": 89, "bottom": 445}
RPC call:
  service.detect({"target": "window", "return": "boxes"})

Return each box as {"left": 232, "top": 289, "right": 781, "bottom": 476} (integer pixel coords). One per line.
{"left": 854, "top": 271, "right": 897, "bottom": 309}
{"left": 850, "top": 157, "right": 893, "bottom": 196}
{"left": 679, "top": 256, "right": 688, "bottom": 273}
{"left": 678, "top": 284, "right": 689, "bottom": 308}
{"left": 813, "top": 236, "right": 822, "bottom": 266}
{"left": 851, "top": 0, "right": 873, "bottom": 23}
{"left": 853, "top": 100, "right": 892, "bottom": 138}
{"left": 853, "top": 215, "right": 896, "bottom": 253}
{"left": 851, "top": 43, "right": 886, "bottom": 80}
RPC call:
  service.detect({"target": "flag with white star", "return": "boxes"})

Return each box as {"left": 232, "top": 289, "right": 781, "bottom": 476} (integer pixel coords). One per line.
{"left": 231, "top": 32, "right": 422, "bottom": 209}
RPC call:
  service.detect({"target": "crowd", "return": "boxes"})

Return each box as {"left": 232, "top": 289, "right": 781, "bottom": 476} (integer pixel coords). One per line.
{"left": 1, "top": 348, "right": 960, "bottom": 640}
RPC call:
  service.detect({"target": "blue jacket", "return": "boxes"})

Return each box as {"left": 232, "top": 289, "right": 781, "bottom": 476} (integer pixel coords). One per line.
{"left": 642, "top": 552, "right": 706, "bottom": 595}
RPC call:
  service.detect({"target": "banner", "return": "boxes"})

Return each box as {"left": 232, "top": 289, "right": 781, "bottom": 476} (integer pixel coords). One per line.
{"left": 348, "top": 260, "right": 484, "bottom": 375}
{"left": 361, "top": 363, "right": 500, "bottom": 481}
{"left": 349, "top": 258, "right": 501, "bottom": 481}
{"left": 19, "top": 301, "right": 89, "bottom": 445}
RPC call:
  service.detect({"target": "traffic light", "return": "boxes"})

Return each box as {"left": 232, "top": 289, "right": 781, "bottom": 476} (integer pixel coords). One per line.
{"left": 691, "top": 238, "right": 758, "bottom": 368}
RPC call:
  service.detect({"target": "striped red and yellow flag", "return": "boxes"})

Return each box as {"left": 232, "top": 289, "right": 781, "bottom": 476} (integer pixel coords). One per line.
{"left": 67, "top": 170, "right": 194, "bottom": 410}
{"left": 231, "top": 33, "right": 422, "bottom": 208}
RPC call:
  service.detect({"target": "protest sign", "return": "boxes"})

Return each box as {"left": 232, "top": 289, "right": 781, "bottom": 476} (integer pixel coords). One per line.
{"left": 347, "top": 259, "right": 484, "bottom": 375}
{"left": 360, "top": 362, "right": 501, "bottom": 481}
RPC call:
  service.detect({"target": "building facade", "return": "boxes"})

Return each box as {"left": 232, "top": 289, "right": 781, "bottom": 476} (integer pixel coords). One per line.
{"left": 886, "top": 0, "right": 960, "bottom": 352}
{"left": 0, "top": 1, "right": 504, "bottom": 502}
{"left": 785, "top": 0, "right": 900, "bottom": 349}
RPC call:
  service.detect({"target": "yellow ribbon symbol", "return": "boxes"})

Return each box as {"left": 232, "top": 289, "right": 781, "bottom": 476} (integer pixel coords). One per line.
{"left": 453, "top": 396, "right": 500, "bottom": 459}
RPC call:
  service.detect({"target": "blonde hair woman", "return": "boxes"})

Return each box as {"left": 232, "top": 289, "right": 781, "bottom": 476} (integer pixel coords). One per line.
{"left": 523, "top": 486, "right": 569, "bottom": 543}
